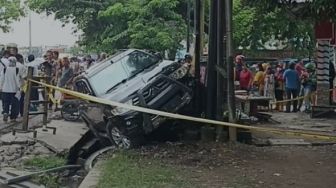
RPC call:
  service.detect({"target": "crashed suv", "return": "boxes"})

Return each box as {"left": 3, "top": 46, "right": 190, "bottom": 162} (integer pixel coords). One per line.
{"left": 75, "top": 49, "right": 193, "bottom": 148}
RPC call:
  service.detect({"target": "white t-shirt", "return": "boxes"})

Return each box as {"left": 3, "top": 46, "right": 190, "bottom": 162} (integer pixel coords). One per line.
{"left": 0, "top": 57, "right": 9, "bottom": 78}
{"left": 0, "top": 66, "right": 20, "bottom": 93}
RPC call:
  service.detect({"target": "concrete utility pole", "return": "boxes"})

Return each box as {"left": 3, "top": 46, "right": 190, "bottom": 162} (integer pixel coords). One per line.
{"left": 216, "top": 0, "right": 227, "bottom": 141}
{"left": 200, "top": 0, "right": 205, "bottom": 54}
{"left": 225, "top": 0, "right": 237, "bottom": 141}
{"left": 205, "top": 0, "right": 218, "bottom": 120}
{"left": 29, "top": 10, "right": 32, "bottom": 54}
{"left": 187, "top": 0, "right": 191, "bottom": 52}
{"left": 194, "top": 0, "right": 202, "bottom": 115}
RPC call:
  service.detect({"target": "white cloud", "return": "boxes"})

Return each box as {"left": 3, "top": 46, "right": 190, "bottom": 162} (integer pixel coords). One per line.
{"left": 0, "top": 11, "right": 79, "bottom": 47}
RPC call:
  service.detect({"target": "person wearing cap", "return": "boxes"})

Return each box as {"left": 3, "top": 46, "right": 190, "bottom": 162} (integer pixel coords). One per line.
{"left": 0, "top": 50, "right": 10, "bottom": 113}
{"left": 302, "top": 62, "right": 316, "bottom": 112}
{"left": 234, "top": 55, "right": 245, "bottom": 81}
{"left": 0, "top": 57, "right": 20, "bottom": 122}
{"left": 274, "top": 62, "right": 285, "bottom": 111}
{"left": 6, "top": 43, "right": 17, "bottom": 56}
{"left": 283, "top": 63, "right": 300, "bottom": 113}
{"left": 6, "top": 43, "right": 24, "bottom": 64}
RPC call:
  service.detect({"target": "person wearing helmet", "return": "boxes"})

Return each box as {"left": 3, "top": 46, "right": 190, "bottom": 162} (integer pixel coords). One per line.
{"left": 302, "top": 62, "right": 316, "bottom": 112}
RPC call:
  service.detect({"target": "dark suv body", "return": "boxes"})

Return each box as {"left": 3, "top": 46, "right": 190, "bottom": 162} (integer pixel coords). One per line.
{"left": 75, "top": 49, "right": 193, "bottom": 148}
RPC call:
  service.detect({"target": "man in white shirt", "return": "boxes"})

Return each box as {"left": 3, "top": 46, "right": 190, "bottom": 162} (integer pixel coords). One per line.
{"left": 0, "top": 50, "right": 10, "bottom": 114}
{"left": 0, "top": 56, "right": 20, "bottom": 122}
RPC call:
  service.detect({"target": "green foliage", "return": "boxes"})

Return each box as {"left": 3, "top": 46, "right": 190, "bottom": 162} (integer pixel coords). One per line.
{"left": 23, "top": 156, "right": 65, "bottom": 187}
{"left": 23, "top": 156, "right": 66, "bottom": 170}
{"left": 27, "top": 0, "right": 335, "bottom": 54}
{"left": 98, "top": 151, "right": 192, "bottom": 188}
{"left": 33, "top": 175, "right": 60, "bottom": 188}
{"left": 233, "top": 0, "right": 314, "bottom": 51}
{"left": 27, "top": 0, "right": 186, "bottom": 53}
{"left": 0, "top": 0, "right": 24, "bottom": 32}
{"left": 233, "top": 0, "right": 256, "bottom": 48}
{"left": 248, "top": 0, "right": 336, "bottom": 21}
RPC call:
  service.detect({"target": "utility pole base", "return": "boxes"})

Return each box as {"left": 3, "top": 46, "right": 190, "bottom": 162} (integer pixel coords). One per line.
{"left": 229, "top": 127, "right": 237, "bottom": 141}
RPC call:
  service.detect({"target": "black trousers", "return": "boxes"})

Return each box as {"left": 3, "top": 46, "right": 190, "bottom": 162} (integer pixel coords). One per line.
{"left": 275, "top": 89, "right": 284, "bottom": 101}
{"left": 286, "top": 88, "right": 298, "bottom": 112}
{"left": 2, "top": 92, "right": 19, "bottom": 119}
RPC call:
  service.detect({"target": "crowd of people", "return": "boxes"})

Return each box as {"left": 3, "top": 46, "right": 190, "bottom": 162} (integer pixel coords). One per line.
{"left": 234, "top": 55, "right": 335, "bottom": 113}
{"left": 0, "top": 44, "right": 108, "bottom": 123}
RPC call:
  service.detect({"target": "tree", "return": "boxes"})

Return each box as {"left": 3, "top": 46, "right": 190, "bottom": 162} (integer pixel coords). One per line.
{"left": 249, "top": 0, "right": 336, "bottom": 21}
{"left": 233, "top": 0, "right": 314, "bottom": 52}
{"left": 232, "top": 0, "right": 256, "bottom": 48}
{"left": 0, "top": 0, "right": 24, "bottom": 32}
{"left": 27, "top": 0, "right": 109, "bottom": 51}
{"left": 27, "top": 0, "right": 186, "bottom": 54}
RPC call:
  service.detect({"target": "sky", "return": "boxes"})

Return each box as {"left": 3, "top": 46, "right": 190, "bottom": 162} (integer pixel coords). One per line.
{"left": 0, "top": 11, "right": 79, "bottom": 47}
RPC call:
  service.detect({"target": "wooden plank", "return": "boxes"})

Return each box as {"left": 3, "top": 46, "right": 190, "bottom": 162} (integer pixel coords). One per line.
{"left": 235, "top": 95, "right": 273, "bottom": 101}
{"left": 22, "top": 67, "right": 33, "bottom": 131}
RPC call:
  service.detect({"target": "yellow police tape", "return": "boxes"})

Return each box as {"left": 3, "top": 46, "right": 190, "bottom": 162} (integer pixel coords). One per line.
{"left": 270, "top": 88, "right": 335, "bottom": 104}
{"left": 29, "top": 79, "right": 336, "bottom": 142}
{"left": 48, "top": 91, "right": 60, "bottom": 105}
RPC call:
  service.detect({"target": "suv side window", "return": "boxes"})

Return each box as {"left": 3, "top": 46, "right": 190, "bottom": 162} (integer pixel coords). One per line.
{"left": 123, "top": 51, "right": 160, "bottom": 76}
{"left": 89, "top": 60, "right": 129, "bottom": 96}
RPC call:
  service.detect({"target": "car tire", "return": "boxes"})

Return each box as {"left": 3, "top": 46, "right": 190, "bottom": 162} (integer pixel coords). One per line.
{"left": 106, "top": 119, "right": 144, "bottom": 149}
{"left": 61, "top": 101, "right": 81, "bottom": 121}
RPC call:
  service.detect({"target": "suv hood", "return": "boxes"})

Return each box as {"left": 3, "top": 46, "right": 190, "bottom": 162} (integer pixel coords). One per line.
{"left": 100, "top": 60, "right": 175, "bottom": 102}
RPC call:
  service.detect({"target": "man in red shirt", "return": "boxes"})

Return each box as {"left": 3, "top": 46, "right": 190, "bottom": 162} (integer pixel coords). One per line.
{"left": 239, "top": 65, "right": 253, "bottom": 90}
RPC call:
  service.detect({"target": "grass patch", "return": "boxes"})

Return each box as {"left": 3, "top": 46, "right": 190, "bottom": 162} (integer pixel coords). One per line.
{"left": 23, "top": 156, "right": 66, "bottom": 170}
{"left": 228, "top": 176, "right": 255, "bottom": 188}
{"left": 23, "top": 156, "right": 66, "bottom": 188}
{"left": 98, "top": 151, "right": 193, "bottom": 188}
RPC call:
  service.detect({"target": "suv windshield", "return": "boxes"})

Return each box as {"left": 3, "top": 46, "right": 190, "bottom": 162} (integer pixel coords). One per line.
{"left": 89, "top": 50, "right": 160, "bottom": 95}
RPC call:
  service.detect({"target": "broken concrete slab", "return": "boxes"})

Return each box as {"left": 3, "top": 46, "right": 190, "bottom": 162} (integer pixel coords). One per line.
{"left": 0, "top": 120, "right": 89, "bottom": 154}
{"left": 0, "top": 133, "right": 35, "bottom": 145}
{"left": 268, "top": 139, "right": 311, "bottom": 146}
{"left": 33, "top": 120, "right": 89, "bottom": 154}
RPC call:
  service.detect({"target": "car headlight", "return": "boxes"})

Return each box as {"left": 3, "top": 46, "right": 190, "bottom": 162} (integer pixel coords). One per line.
{"left": 169, "top": 64, "right": 189, "bottom": 80}
{"left": 111, "top": 99, "right": 133, "bottom": 116}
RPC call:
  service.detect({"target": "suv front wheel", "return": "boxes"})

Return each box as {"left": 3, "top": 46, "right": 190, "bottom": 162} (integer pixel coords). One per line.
{"left": 106, "top": 119, "right": 143, "bottom": 149}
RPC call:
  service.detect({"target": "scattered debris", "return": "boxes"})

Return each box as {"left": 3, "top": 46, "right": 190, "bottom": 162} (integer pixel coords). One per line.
{"left": 273, "top": 173, "right": 281, "bottom": 177}
{"left": 268, "top": 139, "right": 311, "bottom": 146}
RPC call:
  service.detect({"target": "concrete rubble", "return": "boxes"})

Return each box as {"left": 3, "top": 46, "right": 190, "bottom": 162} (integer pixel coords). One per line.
{"left": 0, "top": 141, "right": 53, "bottom": 168}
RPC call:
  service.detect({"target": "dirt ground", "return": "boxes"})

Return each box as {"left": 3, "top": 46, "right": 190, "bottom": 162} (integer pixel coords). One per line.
{"left": 137, "top": 142, "right": 336, "bottom": 188}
